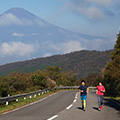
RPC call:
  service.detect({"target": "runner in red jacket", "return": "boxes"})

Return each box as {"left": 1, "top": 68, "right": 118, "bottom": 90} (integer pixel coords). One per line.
{"left": 96, "top": 81, "right": 105, "bottom": 111}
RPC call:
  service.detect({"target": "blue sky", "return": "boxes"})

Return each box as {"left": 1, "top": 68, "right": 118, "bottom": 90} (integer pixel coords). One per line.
{"left": 0, "top": 0, "right": 120, "bottom": 38}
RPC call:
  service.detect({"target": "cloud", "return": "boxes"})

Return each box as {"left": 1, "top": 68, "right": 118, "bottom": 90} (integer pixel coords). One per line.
{"left": 82, "top": 38, "right": 115, "bottom": 50}
{"left": 32, "top": 33, "right": 37, "bottom": 36}
{"left": 44, "top": 40, "right": 86, "bottom": 54}
{"left": 83, "top": 6, "right": 105, "bottom": 19}
{"left": 12, "top": 32, "right": 24, "bottom": 37}
{"left": 61, "top": 0, "right": 120, "bottom": 19}
{"left": 0, "top": 41, "right": 35, "bottom": 56}
{"left": 21, "top": 18, "right": 33, "bottom": 26}
{"left": 43, "top": 53, "right": 52, "bottom": 57}
{"left": 0, "top": 13, "right": 22, "bottom": 26}
{"left": 61, "top": 41, "right": 86, "bottom": 53}
{"left": 62, "top": 0, "right": 105, "bottom": 19}
{"left": 44, "top": 36, "right": 113, "bottom": 53}
{"left": 88, "top": 38, "right": 104, "bottom": 50}
{"left": 103, "top": 9, "right": 115, "bottom": 16}
{"left": 0, "top": 13, "right": 43, "bottom": 26}
{"left": 91, "top": 0, "right": 111, "bottom": 6}
{"left": 46, "top": 32, "right": 52, "bottom": 36}
{"left": 34, "top": 19, "right": 45, "bottom": 27}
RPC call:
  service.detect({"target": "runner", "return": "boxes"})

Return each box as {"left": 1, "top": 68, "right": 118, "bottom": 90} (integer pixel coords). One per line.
{"left": 96, "top": 81, "right": 105, "bottom": 111}
{"left": 78, "top": 80, "right": 89, "bottom": 111}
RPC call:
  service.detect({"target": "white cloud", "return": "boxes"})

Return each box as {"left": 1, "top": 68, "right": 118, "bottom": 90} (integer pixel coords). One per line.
{"left": 91, "top": 0, "right": 111, "bottom": 6}
{"left": 43, "top": 53, "right": 52, "bottom": 57}
{"left": 34, "top": 19, "right": 45, "bottom": 27}
{"left": 0, "top": 41, "right": 35, "bottom": 56}
{"left": 32, "top": 33, "right": 37, "bottom": 36}
{"left": 0, "top": 13, "right": 22, "bottom": 26}
{"left": 62, "top": 0, "right": 106, "bottom": 19}
{"left": 47, "top": 32, "right": 52, "bottom": 36}
{"left": 12, "top": 32, "right": 24, "bottom": 37}
{"left": 21, "top": 18, "right": 33, "bottom": 26}
{"left": 85, "top": 6, "right": 105, "bottom": 19}
{"left": 61, "top": 41, "right": 86, "bottom": 53}
{"left": 89, "top": 38, "right": 104, "bottom": 50}
{"left": 46, "top": 40, "right": 86, "bottom": 54}
{"left": 82, "top": 38, "right": 115, "bottom": 50}
{"left": 0, "top": 13, "right": 34, "bottom": 26}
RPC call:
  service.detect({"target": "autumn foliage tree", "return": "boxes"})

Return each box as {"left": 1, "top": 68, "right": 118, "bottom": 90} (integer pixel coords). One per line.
{"left": 0, "top": 66, "right": 77, "bottom": 97}
{"left": 104, "top": 33, "right": 120, "bottom": 97}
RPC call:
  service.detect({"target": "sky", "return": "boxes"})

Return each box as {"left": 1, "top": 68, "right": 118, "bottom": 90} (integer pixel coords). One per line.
{"left": 0, "top": 0, "right": 120, "bottom": 65}
{"left": 0, "top": 0, "right": 120, "bottom": 38}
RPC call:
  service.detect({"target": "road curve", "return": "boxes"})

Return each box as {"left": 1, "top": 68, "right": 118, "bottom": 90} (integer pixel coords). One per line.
{"left": 0, "top": 90, "right": 77, "bottom": 120}
{"left": 0, "top": 90, "right": 120, "bottom": 120}
{"left": 55, "top": 91, "right": 120, "bottom": 120}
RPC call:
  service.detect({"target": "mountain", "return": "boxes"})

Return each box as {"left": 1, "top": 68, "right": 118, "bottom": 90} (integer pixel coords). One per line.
{"left": 0, "top": 49, "right": 113, "bottom": 78}
{"left": 0, "top": 8, "right": 113, "bottom": 65}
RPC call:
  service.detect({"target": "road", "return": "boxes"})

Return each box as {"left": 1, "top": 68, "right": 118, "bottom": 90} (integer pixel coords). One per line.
{"left": 0, "top": 90, "right": 119, "bottom": 120}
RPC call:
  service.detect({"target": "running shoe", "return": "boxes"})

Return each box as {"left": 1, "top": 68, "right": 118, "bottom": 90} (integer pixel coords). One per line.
{"left": 83, "top": 108, "right": 86, "bottom": 111}
{"left": 98, "top": 108, "right": 101, "bottom": 111}
{"left": 100, "top": 105, "right": 103, "bottom": 109}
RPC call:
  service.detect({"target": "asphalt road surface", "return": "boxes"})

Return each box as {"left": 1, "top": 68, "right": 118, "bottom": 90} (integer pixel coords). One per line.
{"left": 0, "top": 90, "right": 119, "bottom": 120}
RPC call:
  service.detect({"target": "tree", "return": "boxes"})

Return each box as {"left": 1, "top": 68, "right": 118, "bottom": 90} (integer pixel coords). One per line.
{"left": 104, "top": 33, "right": 120, "bottom": 97}
{"left": 32, "top": 73, "right": 47, "bottom": 89}
{"left": 46, "top": 66, "right": 62, "bottom": 85}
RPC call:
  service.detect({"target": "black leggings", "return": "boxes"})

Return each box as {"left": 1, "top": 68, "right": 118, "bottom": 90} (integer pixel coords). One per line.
{"left": 97, "top": 95, "right": 103, "bottom": 108}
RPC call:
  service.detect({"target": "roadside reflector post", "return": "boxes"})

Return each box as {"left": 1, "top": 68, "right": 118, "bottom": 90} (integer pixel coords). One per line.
{"left": 6, "top": 101, "right": 9, "bottom": 105}
{"left": 38, "top": 93, "right": 40, "bottom": 96}
{"left": 29, "top": 96, "right": 32, "bottom": 99}
{"left": 34, "top": 94, "right": 36, "bottom": 98}
{"left": 24, "top": 97, "right": 26, "bottom": 100}
{"left": 16, "top": 99, "right": 18, "bottom": 102}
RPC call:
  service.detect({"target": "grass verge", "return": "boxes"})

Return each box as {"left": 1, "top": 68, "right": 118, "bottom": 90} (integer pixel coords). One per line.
{"left": 0, "top": 90, "right": 57, "bottom": 114}
{"left": 106, "top": 97, "right": 120, "bottom": 103}
{"left": 110, "top": 97, "right": 120, "bottom": 103}
{"left": 0, "top": 89, "right": 77, "bottom": 114}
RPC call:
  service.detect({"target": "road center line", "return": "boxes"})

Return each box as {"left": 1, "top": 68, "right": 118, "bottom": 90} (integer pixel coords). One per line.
{"left": 73, "top": 99, "right": 77, "bottom": 103}
{"left": 47, "top": 115, "right": 58, "bottom": 120}
{"left": 66, "top": 104, "right": 73, "bottom": 109}
{"left": 75, "top": 92, "right": 78, "bottom": 99}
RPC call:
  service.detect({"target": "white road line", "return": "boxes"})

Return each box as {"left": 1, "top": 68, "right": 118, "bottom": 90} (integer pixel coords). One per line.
{"left": 2, "top": 92, "right": 58, "bottom": 115}
{"left": 75, "top": 92, "right": 79, "bottom": 98}
{"left": 66, "top": 104, "right": 73, "bottom": 109}
{"left": 73, "top": 99, "right": 77, "bottom": 103}
{"left": 47, "top": 115, "right": 58, "bottom": 120}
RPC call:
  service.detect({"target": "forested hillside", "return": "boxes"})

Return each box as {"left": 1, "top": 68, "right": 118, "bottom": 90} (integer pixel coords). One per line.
{"left": 0, "top": 50, "right": 113, "bottom": 78}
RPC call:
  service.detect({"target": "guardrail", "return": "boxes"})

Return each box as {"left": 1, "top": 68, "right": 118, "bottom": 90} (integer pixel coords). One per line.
{"left": 55, "top": 86, "right": 96, "bottom": 89}
{"left": 0, "top": 88, "right": 51, "bottom": 105}
{"left": 0, "top": 86, "right": 96, "bottom": 105}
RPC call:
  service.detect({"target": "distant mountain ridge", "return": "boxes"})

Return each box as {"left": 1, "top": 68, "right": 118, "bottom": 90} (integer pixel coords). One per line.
{"left": 0, "top": 7, "right": 113, "bottom": 65}
{"left": 0, "top": 49, "right": 113, "bottom": 78}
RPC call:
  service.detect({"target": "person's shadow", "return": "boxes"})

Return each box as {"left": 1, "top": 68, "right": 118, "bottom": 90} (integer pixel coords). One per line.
{"left": 77, "top": 107, "right": 83, "bottom": 111}
{"left": 93, "top": 107, "right": 98, "bottom": 111}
